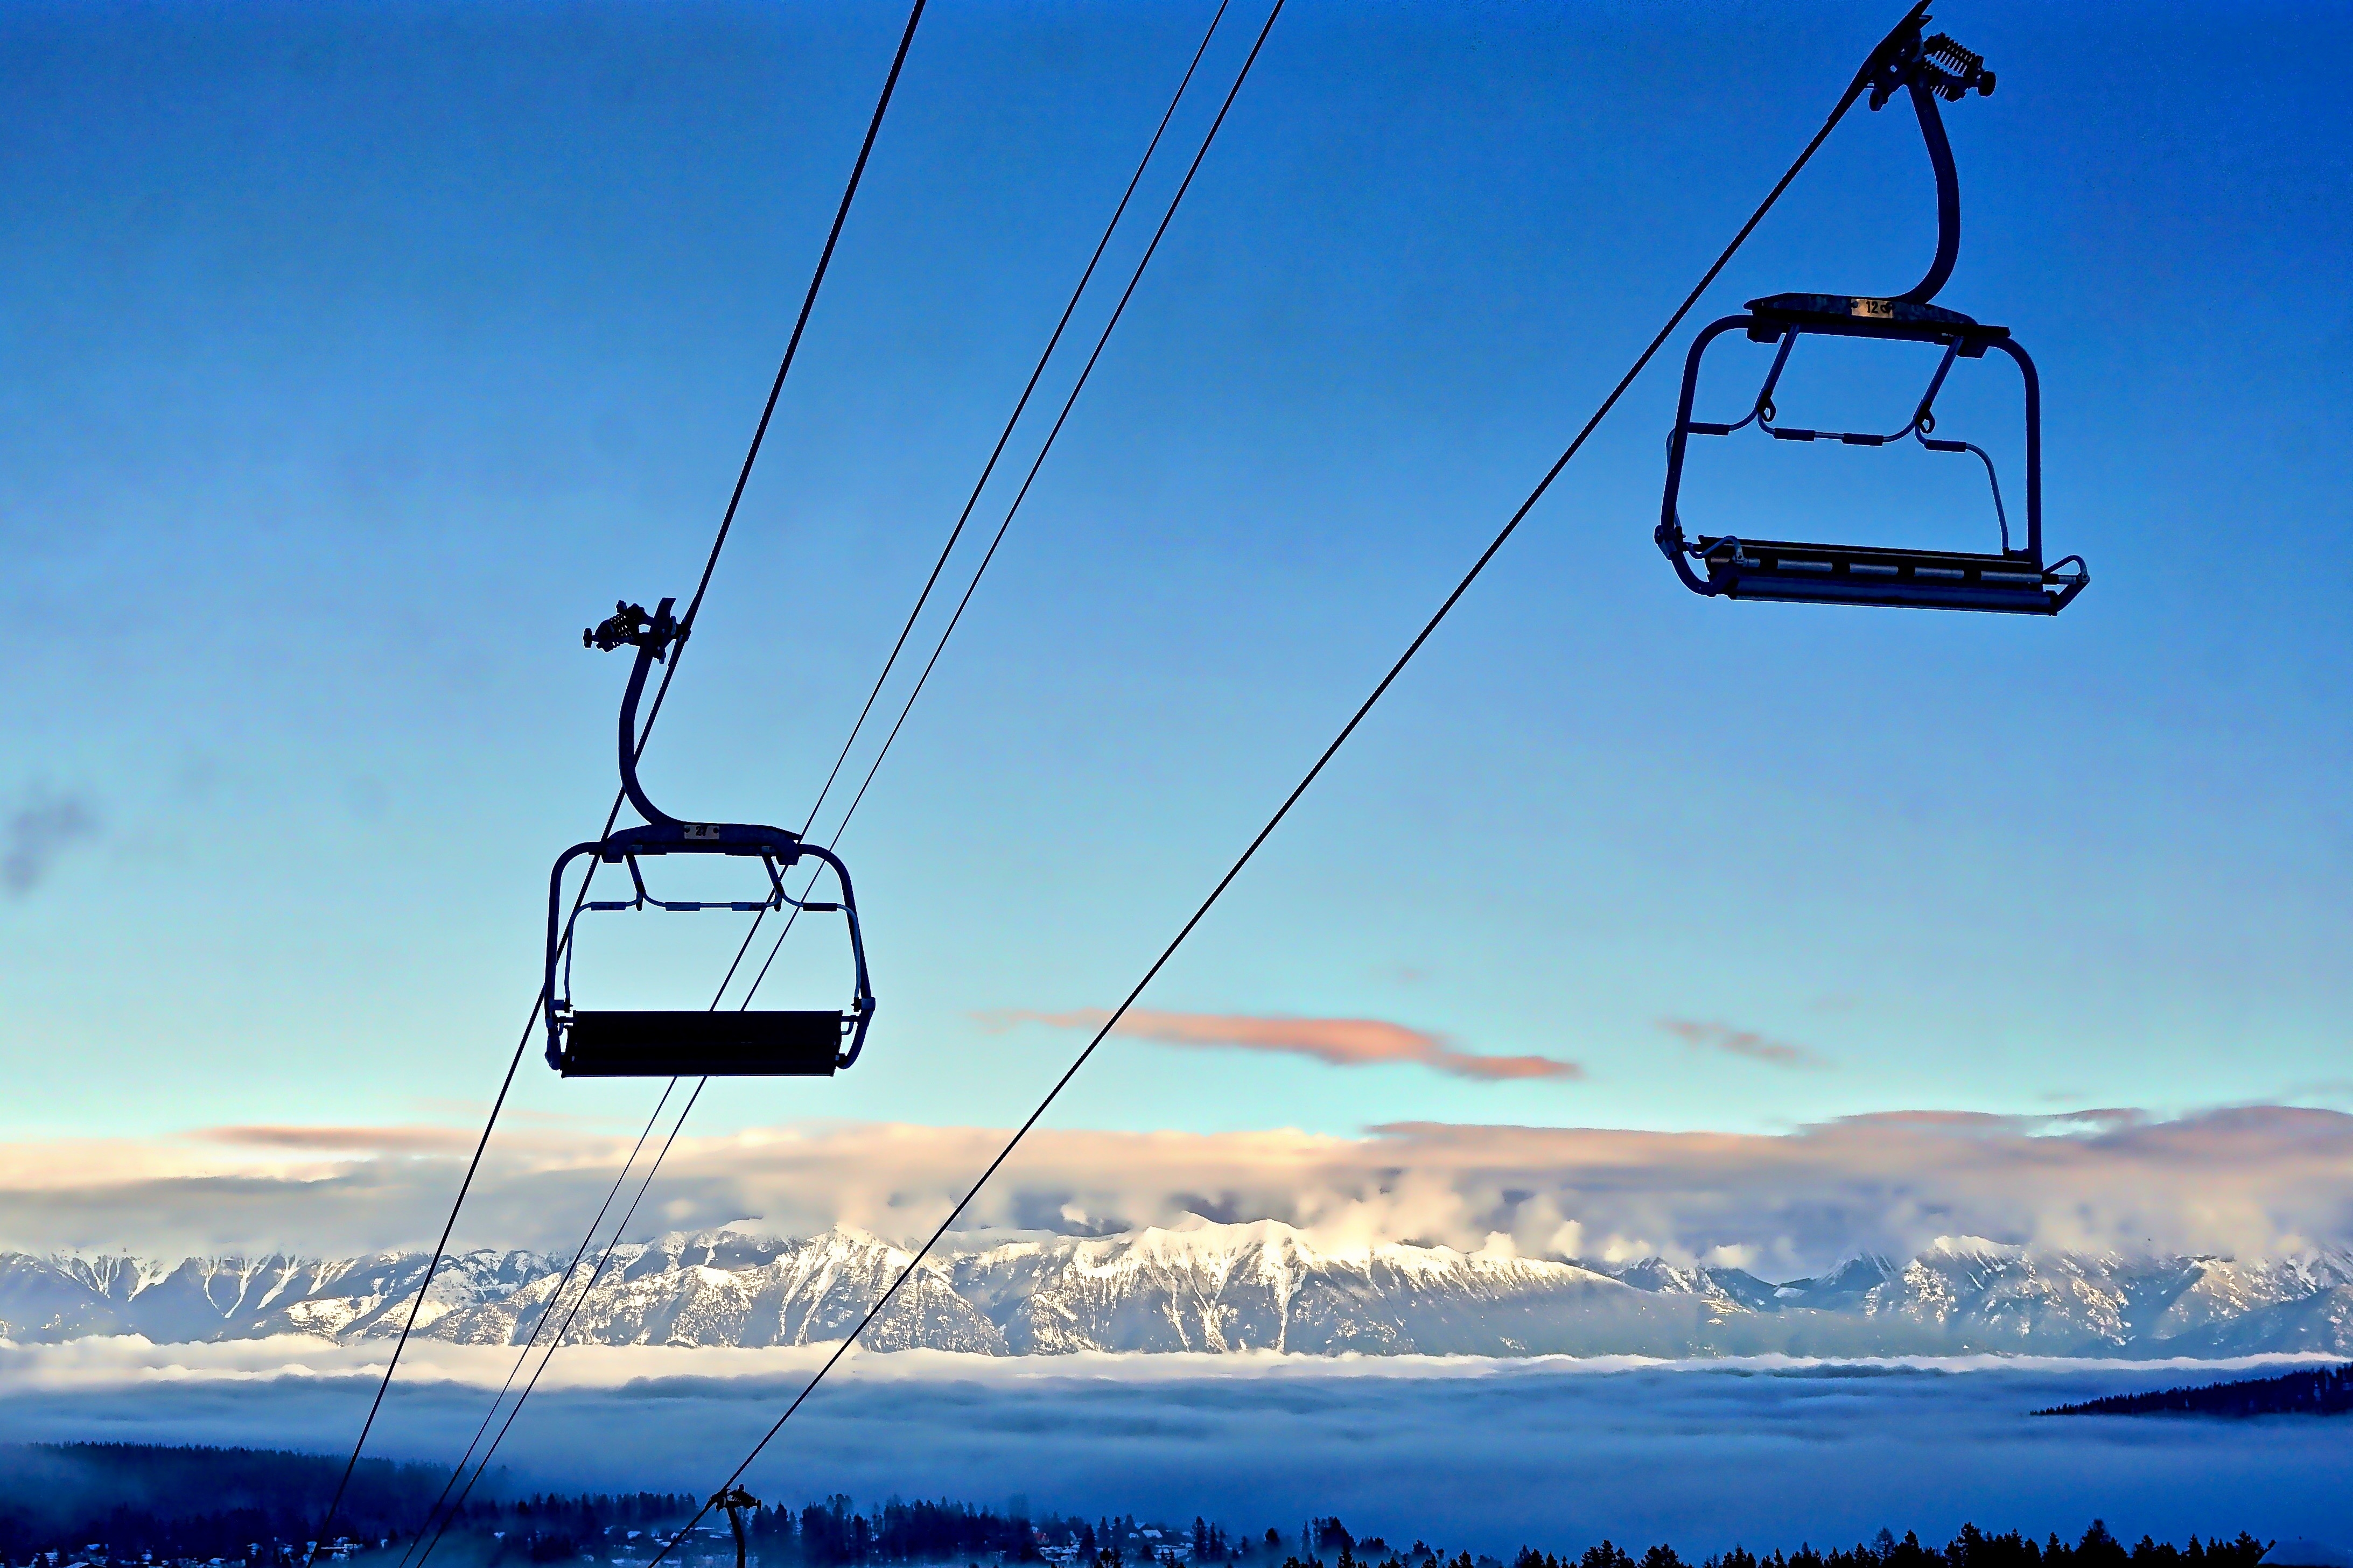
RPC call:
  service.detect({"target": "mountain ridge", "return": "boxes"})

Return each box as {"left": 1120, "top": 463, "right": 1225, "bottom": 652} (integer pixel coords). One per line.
{"left": 5, "top": 1220, "right": 2349, "bottom": 1359}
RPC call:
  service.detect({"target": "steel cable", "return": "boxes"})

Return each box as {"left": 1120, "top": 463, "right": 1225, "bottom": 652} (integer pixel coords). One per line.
{"left": 399, "top": 2, "right": 1252, "bottom": 1503}
{"left": 408, "top": 1080, "right": 708, "bottom": 1568}
{"left": 609, "top": 0, "right": 929, "bottom": 807}
{"left": 739, "top": 0, "right": 1266, "bottom": 1006}
{"left": 299, "top": 4, "right": 927, "bottom": 1557}
{"left": 647, "top": 11, "right": 1891, "bottom": 1556}
{"left": 296, "top": 1000, "right": 535, "bottom": 1568}
{"left": 389, "top": 1081, "right": 679, "bottom": 1568}
{"left": 715, "top": 0, "right": 1238, "bottom": 1004}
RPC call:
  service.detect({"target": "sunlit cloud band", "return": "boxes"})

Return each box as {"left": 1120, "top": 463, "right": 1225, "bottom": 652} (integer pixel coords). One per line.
{"left": 4, "top": 1107, "right": 2351, "bottom": 1276}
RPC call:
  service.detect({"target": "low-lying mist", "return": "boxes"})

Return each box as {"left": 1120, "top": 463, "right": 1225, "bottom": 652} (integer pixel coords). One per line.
{"left": 2, "top": 1358, "right": 2347, "bottom": 1556}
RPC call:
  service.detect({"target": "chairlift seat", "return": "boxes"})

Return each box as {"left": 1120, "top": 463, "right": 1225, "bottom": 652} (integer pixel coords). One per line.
{"left": 1692, "top": 535, "right": 2079, "bottom": 614}
{"left": 557, "top": 1010, "right": 846, "bottom": 1077}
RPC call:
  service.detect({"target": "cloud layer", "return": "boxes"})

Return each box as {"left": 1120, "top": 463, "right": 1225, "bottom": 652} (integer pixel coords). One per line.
{"left": 6, "top": 1107, "right": 2352, "bottom": 1276}
{"left": 2, "top": 1352, "right": 2347, "bottom": 1551}
{"left": 987, "top": 1008, "right": 1583, "bottom": 1081}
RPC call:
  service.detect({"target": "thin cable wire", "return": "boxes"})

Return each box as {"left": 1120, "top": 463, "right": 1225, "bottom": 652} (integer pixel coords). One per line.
{"left": 398, "top": 851, "right": 762, "bottom": 1540}
{"left": 739, "top": 0, "right": 1265, "bottom": 1006}
{"left": 711, "top": 0, "right": 1236, "bottom": 1007}
{"left": 501, "top": 33, "right": 1250, "bottom": 1479}
{"left": 410, "top": 1079, "right": 709, "bottom": 1568}
{"left": 329, "top": 720, "right": 656, "bottom": 1568}
{"left": 625, "top": 0, "right": 927, "bottom": 812}
{"left": 316, "top": 752, "right": 652, "bottom": 1568}
{"left": 298, "top": 1002, "right": 535, "bottom": 1568}
{"left": 650, "top": 20, "right": 1886, "bottom": 1558}
{"left": 300, "top": 6, "right": 927, "bottom": 1556}
{"left": 391, "top": 1082, "right": 678, "bottom": 1568}
{"left": 454, "top": 18, "right": 1262, "bottom": 1501}
{"left": 790, "top": 0, "right": 1232, "bottom": 843}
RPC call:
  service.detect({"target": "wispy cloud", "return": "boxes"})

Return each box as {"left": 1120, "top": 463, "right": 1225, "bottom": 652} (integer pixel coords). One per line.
{"left": 195, "top": 1124, "right": 479, "bottom": 1154}
{"left": 1657, "top": 1018, "right": 1825, "bottom": 1069}
{"left": 985, "top": 1008, "right": 1582, "bottom": 1082}
{"left": 2040, "top": 1107, "right": 2148, "bottom": 1132}
{"left": 2, "top": 785, "right": 100, "bottom": 896}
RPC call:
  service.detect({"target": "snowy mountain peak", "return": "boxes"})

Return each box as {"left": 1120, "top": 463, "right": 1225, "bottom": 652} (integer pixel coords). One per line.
{"left": 6, "top": 1227, "right": 2350, "bottom": 1360}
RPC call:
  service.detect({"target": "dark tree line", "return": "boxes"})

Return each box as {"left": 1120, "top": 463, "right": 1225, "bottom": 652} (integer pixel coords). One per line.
{"left": 0, "top": 1448, "right": 2277, "bottom": 1568}
{"left": 1503, "top": 1523, "right": 2269, "bottom": 1568}
{"left": 0, "top": 1444, "right": 446, "bottom": 1562}
{"left": 1273, "top": 1522, "right": 2266, "bottom": 1568}
{"left": 2037, "top": 1364, "right": 2352, "bottom": 1418}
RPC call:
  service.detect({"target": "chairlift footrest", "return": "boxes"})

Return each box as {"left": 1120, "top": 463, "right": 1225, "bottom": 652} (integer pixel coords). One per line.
{"left": 1693, "top": 536, "right": 2074, "bottom": 614}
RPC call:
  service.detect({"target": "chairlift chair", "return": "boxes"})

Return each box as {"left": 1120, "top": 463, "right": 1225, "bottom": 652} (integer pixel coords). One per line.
{"left": 544, "top": 597, "right": 876, "bottom": 1077}
{"left": 1656, "top": 8, "right": 2086, "bottom": 614}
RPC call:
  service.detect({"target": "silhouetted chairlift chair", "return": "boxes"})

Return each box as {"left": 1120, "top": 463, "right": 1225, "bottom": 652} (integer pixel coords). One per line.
{"left": 543, "top": 597, "right": 875, "bottom": 1078}
{"left": 1657, "top": 12, "right": 2087, "bottom": 614}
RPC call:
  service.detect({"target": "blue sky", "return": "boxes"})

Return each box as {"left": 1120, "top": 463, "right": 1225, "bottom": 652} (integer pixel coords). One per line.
{"left": 4, "top": 0, "right": 2349, "bottom": 1156}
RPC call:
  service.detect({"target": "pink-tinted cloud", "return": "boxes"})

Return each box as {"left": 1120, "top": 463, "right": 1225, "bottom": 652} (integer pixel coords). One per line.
{"left": 195, "top": 1124, "right": 480, "bottom": 1154}
{"left": 1657, "top": 1018, "right": 1825, "bottom": 1069}
{"left": 1835, "top": 1109, "right": 2015, "bottom": 1129}
{"left": 987, "top": 1008, "right": 1582, "bottom": 1082}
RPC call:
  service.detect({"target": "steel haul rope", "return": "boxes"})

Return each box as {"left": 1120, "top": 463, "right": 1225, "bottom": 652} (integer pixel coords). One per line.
{"left": 391, "top": 1080, "right": 678, "bottom": 1568}
{"left": 408, "top": 1081, "right": 707, "bottom": 1568}
{"left": 387, "top": 0, "right": 1244, "bottom": 1528}
{"left": 740, "top": 0, "right": 1275, "bottom": 1004}
{"left": 646, "top": 8, "right": 1913, "bottom": 1559}
{"left": 299, "top": 4, "right": 928, "bottom": 1559}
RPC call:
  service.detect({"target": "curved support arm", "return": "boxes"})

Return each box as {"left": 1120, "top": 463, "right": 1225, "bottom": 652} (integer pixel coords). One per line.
{"left": 1657, "top": 315, "right": 1763, "bottom": 595}
{"left": 790, "top": 842, "right": 878, "bottom": 1069}
{"left": 1852, "top": 5, "right": 1992, "bottom": 305}
{"left": 1917, "top": 433, "right": 2014, "bottom": 554}
{"left": 544, "top": 841, "right": 607, "bottom": 1067}
{"left": 1897, "top": 80, "right": 1962, "bottom": 304}
{"left": 1985, "top": 335, "right": 2043, "bottom": 562}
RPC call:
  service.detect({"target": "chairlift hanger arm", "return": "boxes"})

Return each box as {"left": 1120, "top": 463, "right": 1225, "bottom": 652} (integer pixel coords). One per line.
{"left": 586, "top": 596, "right": 687, "bottom": 829}
{"left": 1873, "top": 27, "right": 1993, "bottom": 303}
{"left": 1831, "top": 5, "right": 1998, "bottom": 306}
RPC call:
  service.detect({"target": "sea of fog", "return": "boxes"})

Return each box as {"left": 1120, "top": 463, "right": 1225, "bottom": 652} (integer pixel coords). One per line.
{"left": 2, "top": 1345, "right": 2348, "bottom": 1556}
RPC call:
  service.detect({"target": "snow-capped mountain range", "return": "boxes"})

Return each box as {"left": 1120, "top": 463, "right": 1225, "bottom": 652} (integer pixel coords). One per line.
{"left": 4, "top": 1221, "right": 2349, "bottom": 1358}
